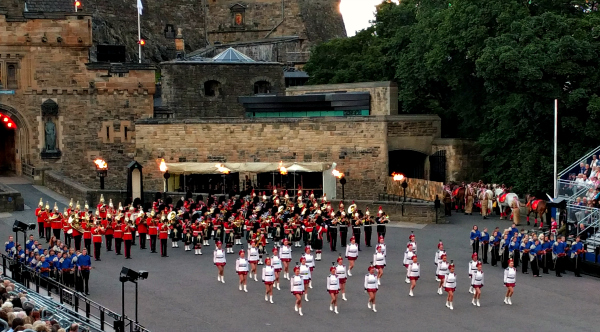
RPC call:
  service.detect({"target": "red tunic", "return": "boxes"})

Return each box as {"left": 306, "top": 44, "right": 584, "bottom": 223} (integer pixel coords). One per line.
{"left": 92, "top": 228, "right": 104, "bottom": 243}
{"left": 51, "top": 213, "right": 63, "bottom": 229}
{"left": 43, "top": 212, "right": 51, "bottom": 228}
{"left": 82, "top": 223, "right": 92, "bottom": 239}
{"left": 148, "top": 221, "right": 158, "bottom": 236}
{"left": 159, "top": 223, "right": 169, "bottom": 240}
{"left": 122, "top": 224, "right": 134, "bottom": 241}
{"left": 97, "top": 204, "right": 107, "bottom": 219}
{"left": 35, "top": 208, "right": 44, "bottom": 223}
{"left": 102, "top": 219, "right": 114, "bottom": 236}
{"left": 113, "top": 222, "right": 123, "bottom": 239}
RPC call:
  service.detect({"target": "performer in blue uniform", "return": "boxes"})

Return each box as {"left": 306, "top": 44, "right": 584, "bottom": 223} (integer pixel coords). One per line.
{"left": 569, "top": 236, "right": 584, "bottom": 278}
{"left": 470, "top": 225, "right": 480, "bottom": 254}
{"left": 480, "top": 228, "right": 489, "bottom": 264}
{"left": 553, "top": 236, "right": 567, "bottom": 277}
{"left": 77, "top": 248, "right": 92, "bottom": 295}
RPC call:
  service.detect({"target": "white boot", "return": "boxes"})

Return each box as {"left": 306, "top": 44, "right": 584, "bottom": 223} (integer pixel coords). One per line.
{"left": 330, "top": 304, "right": 333, "bottom": 311}
{"left": 221, "top": 276, "right": 225, "bottom": 284}
{"left": 199, "top": 249, "right": 202, "bottom": 255}
{"left": 254, "top": 274, "right": 258, "bottom": 282}
{"left": 405, "top": 277, "right": 410, "bottom": 284}
{"left": 298, "top": 308, "right": 303, "bottom": 316}
{"left": 504, "top": 297, "right": 508, "bottom": 304}
{"left": 445, "top": 301, "right": 449, "bottom": 308}
{"left": 472, "top": 299, "right": 476, "bottom": 306}
{"left": 372, "top": 304, "right": 377, "bottom": 312}
{"left": 377, "top": 278, "right": 381, "bottom": 286}
{"left": 276, "top": 282, "right": 280, "bottom": 291}
{"left": 265, "top": 294, "right": 269, "bottom": 302}
{"left": 269, "top": 295, "right": 273, "bottom": 304}
{"left": 367, "top": 301, "right": 372, "bottom": 309}
{"left": 244, "top": 284, "right": 248, "bottom": 292}
{"left": 334, "top": 306, "right": 338, "bottom": 314}
{"left": 438, "top": 287, "right": 442, "bottom": 295}
{"left": 217, "top": 275, "right": 221, "bottom": 282}
{"left": 304, "top": 293, "right": 309, "bottom": 302}
{"left": 409, "top": 289, "right": 413, "bottom": 297}
{"left": 295, "top": 304, "right": 298, "bottom": 312}
{"left": 449, "top": 302, "right": 453, "bottom": 310}
{"left": 348, "top": 270, "right": 353, "bottom": 277}
{"left": 239, "top": 284, "right": 242, "bottom": 291}
{"left": 507, "top": 297, "right": 512, "bottom": 305}
{"left": 309, "top": 280, "right": 313, "bottom": 289}
{"left": 477, "top": 299, "right": 480, "bottom": 307}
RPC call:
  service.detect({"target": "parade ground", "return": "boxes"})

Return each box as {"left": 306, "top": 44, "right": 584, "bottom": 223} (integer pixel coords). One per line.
{"left": 1, "top": 177, "right": 599, "bottom": 331}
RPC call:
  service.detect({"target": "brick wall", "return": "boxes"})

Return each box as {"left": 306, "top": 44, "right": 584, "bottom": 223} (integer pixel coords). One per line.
{"left": 161, "top": 62, "right": 285, "bottom": 118}
{"left": 135, "top": 117, "right": 389, "bottom": 200}
{"left": 432, "top": 139, "right": 483, "bottom": 182}
{"left": 386, "top": 177, "right": 445, "bottom": 202}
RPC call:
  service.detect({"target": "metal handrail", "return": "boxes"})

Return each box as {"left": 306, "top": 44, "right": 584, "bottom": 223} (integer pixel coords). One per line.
{"left": 556, "top": 179, "right": 596, "bottom": 202}
{"left": 577, "top": 210, "right": 600, "bottom": 238}
{"left": 558, "top": 145, "right": 600, "bottom": 178}
{"left": 1, "top": 253, "right": 150, "bottom": 332}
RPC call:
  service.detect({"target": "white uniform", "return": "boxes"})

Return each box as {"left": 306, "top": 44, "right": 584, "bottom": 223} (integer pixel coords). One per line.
{"left": 335, "top": 264, "right": 347, "bottom": 280}
{"left": 373, "top": 252, "right": 386, "bottom": 267}
{"left": 444, "top": 272, "right": 457, "bottom": 290}
{"left": 407, "top": 262, "right": 420, "bottom": 278}
{"left": 302, "top": 253, "right": 315, "bottom": 268}
{"left": 300, "top": 264, "right": 311, "bottom": 280}
{"left": 213, "top": 249, "right": 226, "bottom": 264}
{"left": 364, "top": 273, "right": 378, "bottom": 290}
{"left": 326, "top": 274, "right": 340, "bottom": 291}
{"left": 345, "top": 244, "right": 358, "bottom": 259}
{"left": 435, "top": 249, "right": 446, "bottom": 265}
{"left": 468, "top": 260, "right": 478, "bottom": 277}
{"left": 503, "top": 267, "right": 516, "bottom": 285}
{"left": 376, "top": 243, "right": 387, "bottom": 256}
{"left": 271, "top": 255, "right": 282, "bottom": 270}
{"left": 436, "top": 261, "right": 449, "bottom": 277}
{"left": 407, "top": 241, "right": 417, "bottom": 254}
{"left": 280, "top": 245, "right": 292, "bottom": 260}
{"left": 262, "top": 265, "right": 275, "bottom": 283}
{"left": 471, "top": 270, "right": 484, "bottom": 286}
{"left": 248, "top": 247, "right": 259, "bottom": 262}
{"left": 290, "top": 275, "right": 304, "bottom": 293}
{"left": 236, "top": 257, "right": 249, "bottom": 272}
{"left": 403, "top": 249, "right": 414, "bottom": 267}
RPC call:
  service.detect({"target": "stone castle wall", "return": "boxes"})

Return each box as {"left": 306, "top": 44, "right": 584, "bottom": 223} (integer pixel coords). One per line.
{"left": 161, "top": 62, "right": 285, "bottom": 118}
{"left": 135, "top": 117, "right": 391, "bottom": 200}
{"left": 432, "top": 139, "right": 483, "bottom": 183}
{"left": 0, "top": 13, "right": 155, "bottom": 189}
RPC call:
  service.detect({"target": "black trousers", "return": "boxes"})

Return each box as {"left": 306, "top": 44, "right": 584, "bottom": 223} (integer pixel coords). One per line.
{"left": 105, "top": 235, "right": 113, "bottom": 251}
{"left": 131, "top": 232, "right": 136, "bottom": 246}
{"left": 573, "top": 256, "right": 582, "bottom": 276}
{"left": 501, "top": 250, "right": 509, "bottom": 269}
{"left": 472, "top": 240, "right": 479, "bottom": 254}
{"left": 45, "top": 227, "right": 51, "bottom": 242}
{"left": 364, "top": 227, "right": 372, "bottom": 247}
{"left": 73, "top": 235, "right": 82, "bottom": 250}
{"left": 555, "top": 256, "right": 563, "bottom": 276}
{"left": 352, "top": 228, "right": 361, "bottom": 250}
{"left": 521, "top": 253, "right": 529, "bottom": 273}
{"left": 93, "top": 242, "right": 101, "bottom": 260}
{"left": 150, "top": 235, "right": 157, "bottom": 252}
{"left": 340, "top": 228, "right": 348, "bottom": 247}
{"left": 38, "top": 222, "right": 45, "bottom": 238}
{"left": 75, "top": 272, "right": 83, "bottom": 292}
{"left": 62, "top": 271, "right": 74, "bottom": 288}
{"left": 81, "top": 270, "right": 90, "bottom": 294}
{"left": 53, "top": 228, "right": 61, "bottom": 240}
{"left": 84, "top": 239, "right": 92, "bottom": 253}
{"left": 64, "top": 234, "right": 72, "bottom": 248}
{"left": 160, "top": 239, "right": 168, "bottom": 256}
{"left": 377, "top": 226, "right": 386, "bottom": 239}
{"left": 328, "top": 229, "right": 337, "bottom": 251}
{"left": 139, "top": 233, "right": 147, "bottom": 249}
{"left": 513, "top": 250, "right": 520, "bottom": 267}
{"left": 124, "top": 239, "right": 132, "bottom": 258}
{"left": 482, "top": 243, "right": 489, "bottom": 263}
{"left": 545, "top": 252, "right": 553, "bottom": 272}
{"left": 115, "top": 238, "right": 122, "bottom": 255}
{"left": 531, "top": 257, "right": 540, "bottom": 276}
{"left": 491, "top": 246, "right": 499, "bottom": 266}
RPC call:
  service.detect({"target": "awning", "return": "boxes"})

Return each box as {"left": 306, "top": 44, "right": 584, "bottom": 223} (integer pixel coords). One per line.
{"left": 164, "top": 162, "right": 333, "bottom": 174}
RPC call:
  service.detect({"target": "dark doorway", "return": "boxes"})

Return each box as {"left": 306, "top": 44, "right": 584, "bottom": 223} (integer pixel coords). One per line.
{"left": 0, "top": 124, "right": 16, "bottom": 174}
{"left": 389, "top": 150, "right": 427, "bottom": 179}
{"left": 429, "top": 150, "right": 447, "bottom": 182}
{"left": 255, "top": 172, "right": 323, "bottom": 197}
{"left": 181, "top": 173, "right": 240, "bottom": 196}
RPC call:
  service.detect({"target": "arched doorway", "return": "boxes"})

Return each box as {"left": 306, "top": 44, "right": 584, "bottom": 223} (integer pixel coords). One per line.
{"left": 389, "top": 150, "right": 428, "bottom": 179}
{"left": 0, "top": 105, "right": 30, "bottom": 176}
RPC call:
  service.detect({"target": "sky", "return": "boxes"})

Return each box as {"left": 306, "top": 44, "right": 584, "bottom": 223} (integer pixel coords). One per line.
{"left": 340, "top": 0, "right": 399, "bottom": 36}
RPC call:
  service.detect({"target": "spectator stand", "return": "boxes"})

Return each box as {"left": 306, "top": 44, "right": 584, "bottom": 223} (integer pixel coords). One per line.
{"left": 1, "top": 253, "right": 149, "bottom": 332}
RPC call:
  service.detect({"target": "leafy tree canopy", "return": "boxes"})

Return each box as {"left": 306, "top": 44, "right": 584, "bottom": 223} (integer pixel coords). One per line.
{"left": 305, "top": 0, "right": 600, "bottom": 195}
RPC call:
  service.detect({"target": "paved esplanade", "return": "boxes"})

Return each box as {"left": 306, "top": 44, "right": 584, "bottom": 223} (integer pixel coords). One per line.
{"left": 1, "top": 177, "right": 599, "bottom": 331}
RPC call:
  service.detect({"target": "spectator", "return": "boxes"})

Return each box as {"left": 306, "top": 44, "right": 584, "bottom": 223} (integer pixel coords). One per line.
{"left": 585, "top": 163, "right": 592, "bottom": 178}
{"left": 579, "top": 162, "right": 586, "bottom": 174}
{"left": 69, "top": 323, "right": 79, "bottom": 332}
{"left": 9, "top": 317, "right": 24, "bottom": 332}
{"left": 591, "top": 155, "right": 599, "bottom": 168}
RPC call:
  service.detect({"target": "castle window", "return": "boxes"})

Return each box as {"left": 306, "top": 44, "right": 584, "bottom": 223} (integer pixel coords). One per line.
{"left": 204, "top": 80, "right": 221, "bottom": 97}
{"left": 7, "top": 63, "right": 18, "bottom": 89}
{"left": 254, "top": 81, "right": 271, "bottom": 94}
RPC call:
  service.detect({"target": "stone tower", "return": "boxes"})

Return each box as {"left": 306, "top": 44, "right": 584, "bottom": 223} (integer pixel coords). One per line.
{"left": 83, "top": 0, "right": 346, "bottom": 62}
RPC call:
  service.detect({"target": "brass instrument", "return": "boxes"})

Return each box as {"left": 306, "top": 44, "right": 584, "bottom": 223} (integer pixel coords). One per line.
{"left": 70, "top": 215, "right": 85, "bottom": 233}
{"left": 167, "top": 211, "right": 177, "bottom": 221}
{"left": 348, "top": 203, "right": 357, "bottom": 215}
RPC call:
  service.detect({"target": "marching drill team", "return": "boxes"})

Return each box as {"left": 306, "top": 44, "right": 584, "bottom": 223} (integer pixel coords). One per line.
{"left": 3, "top": 188, "right": 588, "bottom": 315}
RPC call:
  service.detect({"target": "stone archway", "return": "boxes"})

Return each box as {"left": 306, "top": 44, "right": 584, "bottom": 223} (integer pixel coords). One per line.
{"left": 0, "top": 104, "right": 31, "bottom": 176}
{"left": 388, "top": 149, "right": 429, "bottom": 180}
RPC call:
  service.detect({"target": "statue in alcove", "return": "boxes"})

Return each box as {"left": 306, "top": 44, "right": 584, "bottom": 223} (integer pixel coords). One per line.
{"left": 44, "top": 118, "right": 57, "bottom": 152}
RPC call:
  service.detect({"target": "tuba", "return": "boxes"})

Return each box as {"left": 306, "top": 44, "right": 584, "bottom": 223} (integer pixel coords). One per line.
{"left": 70, "top": 215, "right": 85, "bottom": 234}
{"left": 167, "top": 211, "right": 177, "bottom": 221}
{"left": 348, "top": 203, "right": 357, "bottom": 215}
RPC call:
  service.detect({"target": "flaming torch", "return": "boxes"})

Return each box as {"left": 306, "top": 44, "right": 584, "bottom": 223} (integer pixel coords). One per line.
{"left": 94, "top": 158, "right": 108, "bottom": 189}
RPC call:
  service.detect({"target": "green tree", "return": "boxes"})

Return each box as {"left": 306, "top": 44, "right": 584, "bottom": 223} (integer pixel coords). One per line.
{"left": 305, "top": 0, "right": 600, "bottom": 195}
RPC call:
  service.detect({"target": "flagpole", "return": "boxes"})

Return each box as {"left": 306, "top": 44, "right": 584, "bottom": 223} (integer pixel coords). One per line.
{"left": 553, "top": 99, "right": 558, "bottom": 198}
{"left": 138, "top": 11, "right": 142, "bottom": 63}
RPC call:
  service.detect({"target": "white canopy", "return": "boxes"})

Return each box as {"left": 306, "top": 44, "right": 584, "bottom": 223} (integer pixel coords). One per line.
{"left": 164, "top": 162, "right": 332, "bottom": 174}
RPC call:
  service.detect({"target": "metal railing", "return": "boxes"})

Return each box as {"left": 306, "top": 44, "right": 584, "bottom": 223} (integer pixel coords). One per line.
{"left": 556, "top": 179, "right": 596, "bottom": 202}
{"left": 21, "top": 162, "right": 35, "bottom": 179}
{"left": 1, "top": 253, "right": 150, "bottom": 332}
{"left": 558, "top": 145, "right": 600, "bottom": 179}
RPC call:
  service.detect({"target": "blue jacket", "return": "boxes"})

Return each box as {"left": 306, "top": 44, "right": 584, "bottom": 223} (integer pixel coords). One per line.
{"left": 480, "top": 232, "right": 490, "bottom": 242}
{"left": 570, "top": 242, "right": 584, "bottom": 257}
{"left": 5, "top": 241, "right": 15, "bottom": 256}
{"left": 553, "top": 242, "right": 567, "bottom": 256}
{"left": 38, "top": 261, "right": 50, "bottom": 277}
{"left": 470, "top": 230, "right": 480, "bottom": 241}
{"left": 77, "top": 254, "right": 92, "bottom": 268}
{"left": 534, "top": 244, "right": 544, "bottom": 259}
{"left": 61, "top": 257, "right": 74, "bottom": 270}
{"left": 26, "top": 240, "right": 36, "bottom": 251}
{"left": 509, "top": 241, "right": 519, "bottom": 251}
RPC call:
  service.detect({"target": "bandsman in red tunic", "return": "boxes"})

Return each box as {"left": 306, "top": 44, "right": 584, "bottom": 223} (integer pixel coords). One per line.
{"left": 50, "top": 203, "right": 63, "bottom": 241}
{"left": 35, "top": 198, "right": 45, "bottom": 238}
{"left": 113, "top": 217, "right": 123, "bottom": 255}
{"left": 122, "top": 217, "right": 135, "bottom": 259}
{"left": 91, "top": 223, "right": 104, "bottom": 261}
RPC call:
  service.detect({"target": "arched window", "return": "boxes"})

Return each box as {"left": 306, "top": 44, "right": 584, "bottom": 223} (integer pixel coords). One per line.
{"left": 204, "top": 80, "right": 221, "bottom": 97}
{"left": 254, "top": 81, "right": 271, "bottom": 94}
{"left": 7, "top": 64, "right": 17, "bottom": 89}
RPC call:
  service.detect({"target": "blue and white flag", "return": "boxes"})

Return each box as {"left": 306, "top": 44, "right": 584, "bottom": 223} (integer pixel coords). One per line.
{"left": 137, "top": 0, "right": 143, "bottom": 15}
